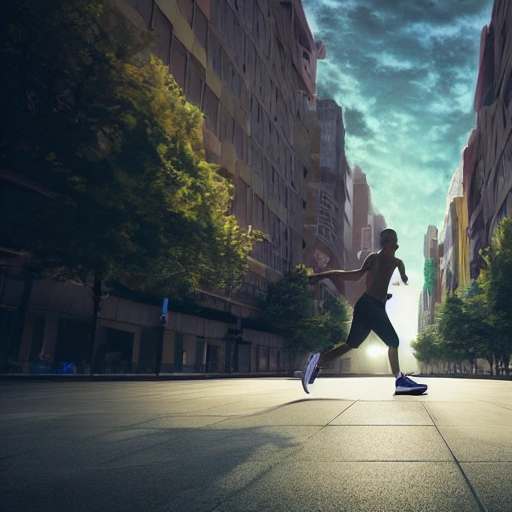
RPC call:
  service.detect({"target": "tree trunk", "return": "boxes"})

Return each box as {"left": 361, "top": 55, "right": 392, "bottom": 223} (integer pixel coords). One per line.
{"left": 503, "top": 354, "right": 510, "bottom": 376}
{"left": 89, "top": 272, "right": 102, "bottom": 376}
{"left": 487, "top": 357, "right": 493, "bottom": 376}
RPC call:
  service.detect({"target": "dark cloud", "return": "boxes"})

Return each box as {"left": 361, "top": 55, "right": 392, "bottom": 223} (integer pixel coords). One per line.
{"left": 303, "top": 0, "right": 493, "bottom": 294}
{"left": 343, "top": 108, "right": 375, "bottom": 138}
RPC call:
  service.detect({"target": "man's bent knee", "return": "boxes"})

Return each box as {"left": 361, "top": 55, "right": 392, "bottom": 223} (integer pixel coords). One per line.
{"left": 386, "top": 337, "right": 399, "bottom": 349}
{"left": 346, "top": 338, "right": 363, "bottom": 349}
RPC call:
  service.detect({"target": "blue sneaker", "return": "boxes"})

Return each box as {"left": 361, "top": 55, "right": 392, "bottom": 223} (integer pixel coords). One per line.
{"left": 301, "top": 352, "right": 321, "bottom": 394}
{"left": 395, "top": 375, "right": 427, "bottom": 395}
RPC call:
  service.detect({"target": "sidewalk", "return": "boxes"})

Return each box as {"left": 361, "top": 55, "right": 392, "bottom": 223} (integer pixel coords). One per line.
{"left": 0, "top": 371, "right": 290, "bottom": 381}
{"left": 1, "top": 376, "right": 511, "bottom": 511}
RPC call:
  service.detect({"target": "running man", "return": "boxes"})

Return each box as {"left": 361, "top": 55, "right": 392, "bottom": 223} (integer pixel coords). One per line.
{"left": 302, "top": 229, "right": 427, "bottom": 396}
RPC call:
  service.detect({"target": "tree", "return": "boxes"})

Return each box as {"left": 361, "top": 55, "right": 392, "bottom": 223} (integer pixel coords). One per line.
{"left": 436, "top": 291, "right": 493, "bottom": 373}
{"left": 462, "top": 280, "right": 495, "bottom": 374}
{"left": 0, "top": 0, "right": 259, "bottom": 371}
{"left": 411, "top": 323, "right": 441, "bottom": 373}
{"left": 210, "top": 218, "right": 265, "bottom": 304}
{"left": 261, "top": 266, "right": 351, "bottom": 353}
{"left": 480, "top": 216, "right": 512, "bottom": 375}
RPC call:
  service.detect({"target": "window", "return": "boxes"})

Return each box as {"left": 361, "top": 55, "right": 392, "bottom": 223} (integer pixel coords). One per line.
{"left": 170, "top": 37, "right": 187, "bottom": 89}
{"left": 318, "top": 191, "right": 337, "bottom": 245}
{"left": 186, "top": 55, "right": 204, "bottom": 106}
{"left": 202, "top": 86, "right": 219, "bottom": 136}
{"left": 193, "top": 5, "right": 207, "bottom": 49}
{"left": 177, "top": 0, "right": 193, "bottom": 25}
{"left": 209, "top": 31, "right": 222, "bottom": 77}
{"left": 252, "top": 195, "right": 265, "bottom": 231}
{"left": 235, "top": 122, "right": 245, "bottom": 160}
{"left": 223, "top": 112, "right": 235, "bottom": 144}
{"left": 212, "top": 1, "right": 223, "bottom": 30}
{"left": 235, "top": 177, "right": 249, "bottom": 227}
{"left": 126, "top": 0, "right": 154, "bottom": 28}
{"left": 234, "top": 21, "right": 245, "bottom": 66}
{"left": 225, "top": 4, "right": 235, "bottom": 47}
{"left": 152, "top": 5, "right": 172, "bottom": 66}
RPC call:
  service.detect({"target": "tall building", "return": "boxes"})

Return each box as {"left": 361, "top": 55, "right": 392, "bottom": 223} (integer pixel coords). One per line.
{"left": 467, "top": 0, "right": 512, "bottom": 278}
{"left": 438, "top": 161, "right": 470, "bottom": 297}
{"left": 0, "top": 0, "right": 327, "bottom": 375}
{"left": 418, "top": 225, "right": 438, "bottom": 331}
{"left": 161, "top": 0, "right": 325, "bottom": 300}
{"left": 304, "top": 99, "right": 352, "bottom": 282}
{"left": 344, "top": 166, "right": 386, "bottom": 306}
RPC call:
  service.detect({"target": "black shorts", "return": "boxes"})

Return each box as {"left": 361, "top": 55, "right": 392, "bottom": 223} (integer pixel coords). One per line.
{"left": 346, "top": 293, "right": 399, "bottom": 349}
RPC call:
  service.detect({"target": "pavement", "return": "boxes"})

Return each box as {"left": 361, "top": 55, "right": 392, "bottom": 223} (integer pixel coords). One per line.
{"left": 1, "top": 376, "right": 511, "bottom": 512}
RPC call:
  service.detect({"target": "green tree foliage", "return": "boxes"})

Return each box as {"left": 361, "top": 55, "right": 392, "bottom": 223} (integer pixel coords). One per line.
{"left": 1, "top": 0, "right": 259, "bottom": 293}
{"left": 413, "top": 280, "right": 495, "bottom": 374}
{"left": 423, "top": 258, "right": 437, "bottom": 295}
{"left": 261, "top": 266, "right": 351, "bottom": 353}
{"left": 412, "top": 217, "right": 512, "bottom": 375}
{"left": 211, "top": 218, "right": 265, "bottom": 300}
{"left": 0, "top": 0, "right": 260, "bottom": 368}
{"left": 480, "top": 216, "right": 512, "bottom": 374}
{"left": 410, "top": 323, "right": 441, "bottom": 370}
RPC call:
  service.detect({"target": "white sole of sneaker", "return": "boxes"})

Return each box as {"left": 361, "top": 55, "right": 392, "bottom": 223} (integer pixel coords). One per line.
{"left": 301, "top": 352, "right": 320, "bottom": 394}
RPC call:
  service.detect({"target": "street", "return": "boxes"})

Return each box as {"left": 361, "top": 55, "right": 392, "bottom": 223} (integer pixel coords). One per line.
{"left": 1, "top": 376, "right": 511, "bottom": 511}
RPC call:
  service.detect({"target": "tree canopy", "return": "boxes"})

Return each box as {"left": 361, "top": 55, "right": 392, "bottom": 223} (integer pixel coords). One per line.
{"left": 0, "top": 0, "right": 257, "bottom": 298}
{"left": 412, "top": 216, "right": 512, "bottom": 375}
{"left": 261, "top": 266, "right": 351, "bottom": 353}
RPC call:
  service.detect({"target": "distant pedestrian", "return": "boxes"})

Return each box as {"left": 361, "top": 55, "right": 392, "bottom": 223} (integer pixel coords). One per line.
{"left": 302, "top": 229, "right": 427, "bottom": 396}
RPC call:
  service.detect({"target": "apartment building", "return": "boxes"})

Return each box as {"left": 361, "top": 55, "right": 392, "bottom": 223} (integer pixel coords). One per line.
{"left": 304, "top": 99, "right": 352, "bottom": 283}
{"left": 1, "top": 0, "right": 327, "bottom": 375}
{"left": 467, "top": 0, "right": 512, "bottom": 278}
{"left": 418, "top": 225, "right": 438, "bottom": 331}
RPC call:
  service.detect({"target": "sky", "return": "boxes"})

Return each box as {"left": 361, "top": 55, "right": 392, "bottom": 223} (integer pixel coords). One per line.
{"left": 302, "top": 0, "right": 495, "bottom": 359}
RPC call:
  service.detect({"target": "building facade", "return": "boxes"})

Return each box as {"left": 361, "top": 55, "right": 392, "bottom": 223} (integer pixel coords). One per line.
{"left": 1, "top": 0, "right": 328, "bottom": 375}
{"left": 418, "top": 225, "right": 438, "bottom": 331}
{"left": 467, "top": 0, "right": 512, "bottom": 277}
{"left": 304, "top": 99, "right": 352, "bottom": 284}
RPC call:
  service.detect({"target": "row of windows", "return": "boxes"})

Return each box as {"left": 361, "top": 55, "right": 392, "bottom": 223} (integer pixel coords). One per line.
{"left": 210, "top": 3, "right": 306, "bottom": 137}
{"left": 126, "top": 0, "right": 307, "bottom": 276}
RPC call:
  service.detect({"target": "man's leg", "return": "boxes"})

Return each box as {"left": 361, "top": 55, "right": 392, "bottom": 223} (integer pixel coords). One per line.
{"left": 317, "top": 300, "right": 372, "bottom": 368}
{"left": 388, "top": 347, "right": 400, "bottom": 376}
{"left": 370, "top": 307, "right": 427, "bottom": 395}
{"left": 318, "top": 343, "right": 353, "bottom": 366}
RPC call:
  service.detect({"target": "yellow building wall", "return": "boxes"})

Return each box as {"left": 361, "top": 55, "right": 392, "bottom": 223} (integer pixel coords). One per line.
{"left": 455, "top": 196, "right": 470, "bottom": 290}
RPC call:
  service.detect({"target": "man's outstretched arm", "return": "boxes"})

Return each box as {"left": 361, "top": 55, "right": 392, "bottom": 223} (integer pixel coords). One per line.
{"left": 308, "top": 254, "right": 375, "bottom": 289}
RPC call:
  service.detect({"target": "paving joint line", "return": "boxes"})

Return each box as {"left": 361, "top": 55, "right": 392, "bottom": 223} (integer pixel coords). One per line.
{"left": 421, "top": 402, "right": 488, "bottom": 512}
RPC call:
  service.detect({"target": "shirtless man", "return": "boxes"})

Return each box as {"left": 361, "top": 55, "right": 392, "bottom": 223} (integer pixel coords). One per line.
{"left": 302, "top": 229, "right": 427, "bottom": 396}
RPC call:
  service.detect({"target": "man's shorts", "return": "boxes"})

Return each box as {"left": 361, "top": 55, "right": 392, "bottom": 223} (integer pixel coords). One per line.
{"left": 346, "top": 293, "right": 399, "bottom": 349}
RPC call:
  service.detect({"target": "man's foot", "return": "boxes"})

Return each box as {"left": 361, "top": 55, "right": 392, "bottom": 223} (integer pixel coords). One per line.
{"left": 395, "top": 375, "right": 427, "bottom": 396}
{"left": 301, "top": 352, "right": 321, "bottom": 394}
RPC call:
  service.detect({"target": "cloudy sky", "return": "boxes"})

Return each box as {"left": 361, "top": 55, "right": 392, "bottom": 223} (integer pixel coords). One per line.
{"left": 302, "top": 0, "right": 495, "bottom": 349}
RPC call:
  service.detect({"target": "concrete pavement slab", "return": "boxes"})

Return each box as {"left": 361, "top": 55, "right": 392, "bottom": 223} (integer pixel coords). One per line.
{"left": 208, "top": 399, "right": 354, "bottom": 427}
{"left": 437, "top": 426, "right": 512, "bottom": 461}
{"left": 210, "top": 460, "right": 482, "bottom": 512}
{"left": 329, "top": 400, "right": 433, "bottom": 425}
{"left": 2, "top": 377, "right": 511, "bottom": 512}
{"left": 296, "top": 425, "right": 453, "bottom": 461}
{"left": 461, "top": 462, "right": 512, "bottom": 512}
{"left": 424, "top": 401, "right": 512, "bottom": 427}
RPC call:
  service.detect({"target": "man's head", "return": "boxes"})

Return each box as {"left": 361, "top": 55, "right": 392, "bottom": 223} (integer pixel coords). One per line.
{"left": 380, "top": 229, "right": 398, "bottom": 249}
